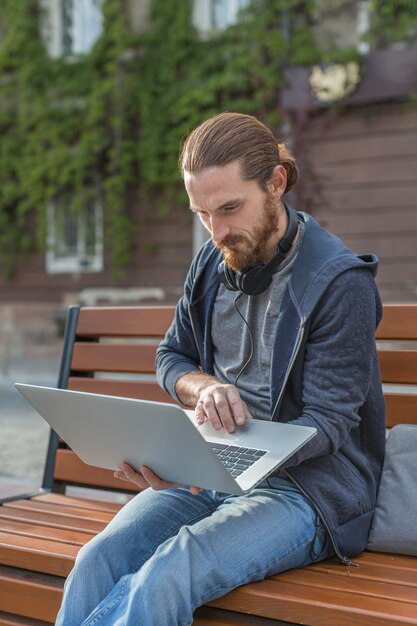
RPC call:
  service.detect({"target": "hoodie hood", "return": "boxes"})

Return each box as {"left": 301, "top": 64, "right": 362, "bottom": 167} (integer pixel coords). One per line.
{"left": 289, "top": 213, "right": 379, "bottom": 321}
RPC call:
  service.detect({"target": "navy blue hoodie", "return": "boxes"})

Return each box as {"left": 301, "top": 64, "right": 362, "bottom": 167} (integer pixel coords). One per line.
{"left": 156, "top": 212, "right": 385, "bottom": 560}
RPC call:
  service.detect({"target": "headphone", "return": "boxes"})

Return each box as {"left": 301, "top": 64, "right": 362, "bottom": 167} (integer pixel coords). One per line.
{"left": 217, "top": 205, "right": 299, "bottom": 296}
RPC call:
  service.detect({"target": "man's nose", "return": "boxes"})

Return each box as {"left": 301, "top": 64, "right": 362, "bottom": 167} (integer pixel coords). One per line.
{"left": 210, "top": 216, "right": 229, "bottom": 243}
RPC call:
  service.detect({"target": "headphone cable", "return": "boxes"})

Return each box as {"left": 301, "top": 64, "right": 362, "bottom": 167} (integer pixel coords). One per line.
{"left": 233, "top": 293, "right": 254, "bottom": 387}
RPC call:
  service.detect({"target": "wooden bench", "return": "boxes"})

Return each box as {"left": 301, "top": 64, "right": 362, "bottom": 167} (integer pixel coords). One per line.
{"left": 1, "top": 303, "right": 417, "bottom": 625}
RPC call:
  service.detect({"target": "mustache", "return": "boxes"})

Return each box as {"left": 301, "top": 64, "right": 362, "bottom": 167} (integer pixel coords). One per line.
{"left": 214, "top": 233, "right": 249, "bottom": 249}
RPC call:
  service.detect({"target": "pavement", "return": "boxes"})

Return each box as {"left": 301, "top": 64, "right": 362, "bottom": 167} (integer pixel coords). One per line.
{"left": 0, "top": 354, "right": 134, "bottom": 505}
{"left": 0, "top": 356, "right": 59, "bottom": 489}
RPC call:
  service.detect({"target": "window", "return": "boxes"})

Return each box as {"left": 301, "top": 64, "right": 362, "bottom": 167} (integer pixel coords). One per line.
{"left": 210, "top": 0, "right": 230, "bottom": 29}
{"left": 193, "top": 0, "right": 249, "bottom": 33}
{"left": 357, "top": 0, "right": 370, "bottom": 54}
{"left": 41, "top": 0, "right": 103, "bottom": 58}
{"left": 313, "top": 0, "right": 370, "bottom": 54}
{"left": 46, "top": 194, "right": 104, "bottom": 273}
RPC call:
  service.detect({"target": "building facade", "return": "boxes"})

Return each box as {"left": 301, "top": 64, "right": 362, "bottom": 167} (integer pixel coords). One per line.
{"left": 0, "top": 0, "right": 416, "bottom": 375}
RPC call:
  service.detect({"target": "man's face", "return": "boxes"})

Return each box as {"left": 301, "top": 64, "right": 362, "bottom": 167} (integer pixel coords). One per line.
{"left": 184, "top": 160, "right": 285, "bottom": 271}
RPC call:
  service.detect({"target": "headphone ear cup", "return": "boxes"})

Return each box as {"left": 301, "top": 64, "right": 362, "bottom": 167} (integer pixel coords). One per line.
{"left": 218, "top": 260, "right": 272, "bottom": 295}
{"left": 238, "top": 264, "right": 272, "bottom": 296}
{"left": 218, "top": 261, "right": 239, "bottom": 291}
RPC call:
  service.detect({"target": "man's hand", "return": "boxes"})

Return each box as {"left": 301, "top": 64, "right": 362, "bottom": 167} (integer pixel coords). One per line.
{"left": 175, "top": 372, "right": 253, "bottom": 433}
{"left": 195, "top": 382, "right": 252, "bottom": 432}
{"left": 114, "top": 463, "right": 202, "bottom": 495}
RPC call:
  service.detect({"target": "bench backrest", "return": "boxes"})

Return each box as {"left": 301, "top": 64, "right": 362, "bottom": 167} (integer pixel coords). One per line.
{"left": 44, "top": 303, "right": 417, "bottom": 493}
{"left": 376, "top": 304, "right": 417, "bottom": 428}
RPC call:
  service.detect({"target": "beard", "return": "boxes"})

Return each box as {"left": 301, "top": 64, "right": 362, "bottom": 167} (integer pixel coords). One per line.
{"left": 215, "top": 193, "right": 280, "bottom": 271}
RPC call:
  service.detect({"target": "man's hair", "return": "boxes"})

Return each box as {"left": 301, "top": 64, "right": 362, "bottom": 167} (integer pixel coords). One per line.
{"left": 179, "top": 112, "right": 298, "bottom": 193}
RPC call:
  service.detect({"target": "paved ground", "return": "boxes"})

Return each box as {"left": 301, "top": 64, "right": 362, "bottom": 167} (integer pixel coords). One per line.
{"left": 0, "top": 355, "right": 133, "bottom": 505}
{"left": 0, "top": 356, "right": 59, "bottom": 488}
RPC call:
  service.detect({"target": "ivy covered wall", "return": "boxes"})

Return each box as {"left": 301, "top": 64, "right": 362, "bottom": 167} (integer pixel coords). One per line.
{"left": 0, "top": 0, "right": 415, "bottom": 280}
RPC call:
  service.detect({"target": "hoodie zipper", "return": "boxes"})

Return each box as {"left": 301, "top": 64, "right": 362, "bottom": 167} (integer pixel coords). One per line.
{"left": 188, "top": 303, "right": 204, "bottom": 368}
{"left": 283, "top": 469, "right": 359, "bottom": 567}
{"left": 271, "top": 320, "right": 306, "bottom": 420}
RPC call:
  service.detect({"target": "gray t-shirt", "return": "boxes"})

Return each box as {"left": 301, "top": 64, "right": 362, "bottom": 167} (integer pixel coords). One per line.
{"left": 211, "top": 221, "right": 304, "bottom": 421}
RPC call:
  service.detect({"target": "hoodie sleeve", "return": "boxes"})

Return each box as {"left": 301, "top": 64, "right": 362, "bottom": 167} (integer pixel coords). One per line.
{"left": 281, "top": 266, "right": 383, "bottom": 468}
{"left": 156, "top": 252, "right": 205, "bottom": 401}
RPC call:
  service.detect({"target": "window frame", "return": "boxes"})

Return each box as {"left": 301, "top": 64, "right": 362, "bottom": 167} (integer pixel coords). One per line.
{"left": 45, "top": 193, "right": 104, "bottom": 274}
{"left": 192, "top": 0, "right": 249, "bottom": 34}
{"left": 41, "top": 0, "right": 103, "bottom": 59}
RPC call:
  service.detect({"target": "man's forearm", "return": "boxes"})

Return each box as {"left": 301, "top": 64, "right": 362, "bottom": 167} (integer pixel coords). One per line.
{"left": 175, "top": 371, "right": 219, "bottom": 408}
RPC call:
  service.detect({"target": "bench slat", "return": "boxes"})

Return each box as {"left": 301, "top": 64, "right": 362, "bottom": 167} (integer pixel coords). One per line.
{"left": 385, "top": 394, "right": 417, "bottom": 427}
{"left": 0, "top": 566, "right": 63, "bottom": 622}
{"left": 0, "top": 505, "right": 106, "bottom": 533}
{"left": 379, "top": 350, "right": 417, "bottom": 384}
{"left": 193, "top": 606, "right": 285, "bottom": 625}
{"left": 0, "top": 533, "right": 77, "bottom": 576}
{"left": 54, "top": 449, "right": 138, "bottom": 491}
{"left": 353, "top": 550, "right": 417, "bottom": 573}
{"left": 35, "top": 493, "right": 124, "bottom": 514}
{"left": 0, "top": 608, "right": 278, "bottom": 626}
{"left": 0, "top": 519, "right": 92, "bottom": 546}
{"left": 311, "top": 557, "right": 417, "bottom": 587}
{"left": 67, "top": 376, "right": 172, "bottom": 402}
{"left": 209, "top": 577, "right": 417, "bottom": 625}
{"left": 76, "top": 306, "right": 175, "bottom": 338}
{"left": 376, "top": 305, "right": 417, "bottom": 340}
{"left": 275, "top": 568, "right": 417, "bottom": 604}
{"left": 71, "top": 342, "right": 158, "bottom": 373}
{"left": 5, "top": 500, "right": 115, "bottom": 523}
{"left": 0, "top": 611, "right": 53, "bottom": 626}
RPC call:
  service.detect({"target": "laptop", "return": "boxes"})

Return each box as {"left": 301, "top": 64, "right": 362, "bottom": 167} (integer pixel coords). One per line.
{"left": 15, "top": 383, "right": 316, "bottom": 496}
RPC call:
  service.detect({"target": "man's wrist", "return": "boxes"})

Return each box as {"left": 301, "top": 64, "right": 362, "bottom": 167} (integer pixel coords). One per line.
{"left": 175, "top": 371, "right": 218, "bottom": 407}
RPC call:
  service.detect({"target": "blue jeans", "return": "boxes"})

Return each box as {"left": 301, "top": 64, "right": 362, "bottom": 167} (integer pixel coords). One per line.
{"left": 55, "top": 475, "right": 334, "bottom": 626}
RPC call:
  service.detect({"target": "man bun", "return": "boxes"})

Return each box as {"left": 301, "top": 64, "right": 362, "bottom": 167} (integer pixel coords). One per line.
{"left": 278, "top": 143, "right": 299, "bottom": 193}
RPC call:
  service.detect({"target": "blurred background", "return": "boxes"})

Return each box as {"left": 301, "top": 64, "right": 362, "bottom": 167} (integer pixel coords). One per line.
{"left": 0, "top": 0, "right": 416, "bottom": 487}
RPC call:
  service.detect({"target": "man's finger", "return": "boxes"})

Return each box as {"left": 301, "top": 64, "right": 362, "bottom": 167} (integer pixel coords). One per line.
{"left": 115, "top": 464, "right": 148, "bottom": 489}
{"left": 211, "top": 390, "right": 235, "bottom": 432}
{"left": 227, "top": 388, "right": 249, "bottom": 425}
{"left": 244, "top": 404, "right": 253, "bottom": 419}
{"left": 195, "top": 401, "right": 206, "bottom": 425}
{"left": 140, "top": 465, "right": 179, "bottom": 491}
{"left": 201, "top": 395, "right": 223, "bottom": 431}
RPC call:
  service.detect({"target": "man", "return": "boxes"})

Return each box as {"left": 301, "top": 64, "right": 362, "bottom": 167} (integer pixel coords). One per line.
{"left": 56, "top": 112, "right": 385, "bottom": 625}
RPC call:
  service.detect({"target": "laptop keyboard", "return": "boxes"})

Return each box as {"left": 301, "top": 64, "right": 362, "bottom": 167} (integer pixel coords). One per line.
{"left": 210, "top": 442, "right": 267, "bottom": 477}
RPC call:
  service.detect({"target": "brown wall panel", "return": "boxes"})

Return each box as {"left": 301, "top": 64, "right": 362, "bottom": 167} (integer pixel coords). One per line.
{"left": 309, "top": 133, "right": 417, "bottom": 164}
{"left": 300, "top": 103, "right": 417, "bottom": 302}
{"left": 320, "top": 210, "right": 416, "bottom": 237}
{"left": 318, "top": 161, "right": 416, "bottom": 187}
{"left": 315, "top": 184, "right": 416, "bottom": 213}
{"left": 305, "top": 106, "right": 417, "bottom": 140}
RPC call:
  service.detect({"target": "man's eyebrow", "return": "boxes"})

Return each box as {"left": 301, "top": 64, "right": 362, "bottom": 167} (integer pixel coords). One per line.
{"left": 189, "top": 199, "right": 241, "bottom": 213}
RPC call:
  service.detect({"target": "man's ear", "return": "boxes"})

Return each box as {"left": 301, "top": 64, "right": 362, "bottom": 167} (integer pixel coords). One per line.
{"left": 268, "top": 165, "right": 287, "bottom": 197}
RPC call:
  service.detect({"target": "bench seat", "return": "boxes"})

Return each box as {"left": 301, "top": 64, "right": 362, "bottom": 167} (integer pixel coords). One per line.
{"left": 1, "top": 304, "right": 417, "bottom": 625}
{"left": 1, "top": 492, "right": 417, "bottom": 624}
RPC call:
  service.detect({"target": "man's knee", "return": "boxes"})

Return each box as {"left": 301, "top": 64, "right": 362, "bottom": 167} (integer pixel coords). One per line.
{"left": 73, "top": 534, "right": 103, "bottom": 571}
